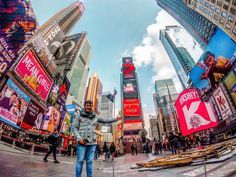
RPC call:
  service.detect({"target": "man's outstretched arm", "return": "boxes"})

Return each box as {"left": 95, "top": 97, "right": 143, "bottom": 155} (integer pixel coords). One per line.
{"left": 97, "top": 116, "right": 117, "bottom": 124}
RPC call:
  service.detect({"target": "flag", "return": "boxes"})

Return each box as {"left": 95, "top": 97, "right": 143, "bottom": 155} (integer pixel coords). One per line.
{"left": 113, "top": 88, "right": 117, "bottom": 97}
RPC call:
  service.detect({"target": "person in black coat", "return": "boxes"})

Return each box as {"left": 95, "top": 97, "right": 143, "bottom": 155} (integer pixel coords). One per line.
{"left": 43, "top": 129, "right": 60, "bottom": 163}
{"left": 109, "top": 142, "right": 116, "bottom": 161}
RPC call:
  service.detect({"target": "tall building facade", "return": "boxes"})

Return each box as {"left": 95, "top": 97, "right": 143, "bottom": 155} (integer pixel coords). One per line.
{"left": 100, "top": 93, "right": 113, "bottom": 119}
{"left": 39, "top": 1, "right": 84, "bottom": 35}
{"left": 184, "top": 0, "right": 236, "bottom": 43}
{"left": 156, "top": 0, "right": 217, "bottom": 48}
{"left": 160, "top": 26, "right": 195, "bottom": 88}
{"left": 66, "top": 35, "right": 92, "bottom": 108}
{"left": 84, "top": 73, "right": 103, "bottom": 115}
{"left": 154, "top": 79, "right": 179, "bottom": 136}
{"left": 121, "top": 57, "right": 143, "bottom": 142}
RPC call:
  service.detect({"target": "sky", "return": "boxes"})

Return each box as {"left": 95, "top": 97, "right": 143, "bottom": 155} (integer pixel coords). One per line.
{"left": 31, "top": 0, "right": 201, "bottom": 124}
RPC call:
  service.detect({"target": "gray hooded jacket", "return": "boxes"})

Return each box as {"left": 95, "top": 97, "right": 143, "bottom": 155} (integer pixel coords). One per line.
{"left": 72, "top": 109, "right": 117, "bottom": 145}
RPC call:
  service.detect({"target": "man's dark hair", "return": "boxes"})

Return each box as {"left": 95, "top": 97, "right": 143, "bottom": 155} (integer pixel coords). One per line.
{"left": 84, "top": 100, "right": 93, "bottom": 106}
{"left": 202, "top": 51, "right": 214, "bottom": 62}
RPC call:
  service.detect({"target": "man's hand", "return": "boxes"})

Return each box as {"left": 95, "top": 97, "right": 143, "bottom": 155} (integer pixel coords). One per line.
{"left": 78, "top": 139, "right": 87, "bottom": 145}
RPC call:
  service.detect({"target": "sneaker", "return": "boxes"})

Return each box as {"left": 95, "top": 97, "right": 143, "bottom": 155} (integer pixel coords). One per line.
{"left": 54, "top": 160, "right": 60, "bottom": 163}
{"left": 43, "top": 158, "right": 48, "bottom": 162}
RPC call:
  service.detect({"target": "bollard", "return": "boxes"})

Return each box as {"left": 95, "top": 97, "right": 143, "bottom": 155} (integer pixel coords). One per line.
{"left": 12, "top": 140, "right": 15, "bottom": 149}
{"left": 97, "top": 157, "right": 102, "bottom": 170}
{"left": 203, "top": 153, "right": 207, "bottom": 177}
{"left": 31, "top": 144, "right": 35, "bottom": 155}
{"left": 112, "top": 161, "right": 115, "bottom": 177}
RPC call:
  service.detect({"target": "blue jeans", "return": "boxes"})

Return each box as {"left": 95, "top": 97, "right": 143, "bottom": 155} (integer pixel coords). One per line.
{"left": 76, "top": 144, "right": 96, "bottom": 177}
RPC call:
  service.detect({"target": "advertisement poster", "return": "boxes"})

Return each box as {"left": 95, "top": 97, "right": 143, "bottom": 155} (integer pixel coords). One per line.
{"left": 123, "top": 98, "right": 141, "bottom": 117}
{"left": 21, "top": 100, "right": 45, "bottom": 130}
{"left": 156, "top": 96, "right": 167, "bottom": 108}
{"left": 224, "top": 65, "right": 236, "bottom": 106}
{"left": 123, "top": 78, "right": 138, "bottom": 98}
{"left": 122, "top": 57, "right": 133, "bottom": 64}
{"left": 123, "top": 122, "right": 142, "bottom": 131}
{"left": 57, "top": 77, "right": 71, "bottom": 106}
{"left": 0, "top": 79, "right": 30, "bottom": 128}
{"left": 190, "top": 29, "right": 236, "bottom": 95}
{"left": 0, "top": 29, "right": 17, "bottom": 79}
{"left": 14, "top": 49, "right": 53, "bottom": 102}
{"left": 175, "top": 89, "right": 218, "bottom": 136}
{"left": 42, "top": 106, "right": 61, "bottom": 132}
{"left": 0, "top": 0, "right": 38, "bottom": 51}
{"left": 61, "top": 112, "right": 71, "bottom": 134}
{"left": 213, "top": 85, "right": 233, "bottom": 120}
{"left": 55, "top": 33, "right": 83, "bottom": 71}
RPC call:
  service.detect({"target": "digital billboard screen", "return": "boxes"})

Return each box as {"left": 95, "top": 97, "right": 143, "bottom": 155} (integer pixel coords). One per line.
{"left": 0, "top": 0, "right": 38, "bottom": 51}
{"left": 123, "top": 78, "right": 138, "bottom": 98}
{"left": 42, "top": 106, "right": 61, "bottom": 132}
{"left": 14, "top": 49, "right": 53, "bottom": 102}
{"left": 175, "top": 89, "right": 218, "bottom": 136}
{"left": 123, "top": 98, "right": 141, "bottom": 117}
{"left": 190, "top": 28, "right": 236, "bottom": 96}
{"left": 122, "top": 63, "right": 135, "bottom": 78}
{"left": 122, "top": 57, "right": 133, "bottom": 64}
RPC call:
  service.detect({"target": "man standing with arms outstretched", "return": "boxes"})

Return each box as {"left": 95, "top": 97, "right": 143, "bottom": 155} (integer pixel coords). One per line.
{"left": 73, "top": 100, "right": 117, "bottom": 177}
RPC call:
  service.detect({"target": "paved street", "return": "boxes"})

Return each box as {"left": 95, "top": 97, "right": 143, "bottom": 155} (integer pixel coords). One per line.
{"left": 1, "top": 142, "right": 236, "bottom": 177}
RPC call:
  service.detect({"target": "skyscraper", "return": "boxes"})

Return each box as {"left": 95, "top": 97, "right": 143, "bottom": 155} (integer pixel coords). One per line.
{"left": 155, "top": 78, "right": 177, "bottom": 97}
{"left": 84, "top": 73, "right": 103, "bottom": 115}
{"left": 65, "top": 34, "right": 92, "bottom": 108}
{"left": 184, "top": 0, "right": 236, "bottom": 43}
{"left": 156, "top": 0, "right": 217, "bottom": 49}
{"left": 39, "top": 1, "right": 84, "bottom": 35}
{"left": 160, "top": 26, "right": 195, "bottom": 88}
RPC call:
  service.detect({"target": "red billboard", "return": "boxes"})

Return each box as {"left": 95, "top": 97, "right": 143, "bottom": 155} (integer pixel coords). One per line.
{"left": 14, "top": 49, "right": 53, "bottom": 102}
{"left": 175, "top": 89, "right": 218, "bottom": 136}
{"left": 123, "top": 98, "right": 141, "bottom": 117}
{"left": 123, "top": 63, "right": 135, "bottom": 78}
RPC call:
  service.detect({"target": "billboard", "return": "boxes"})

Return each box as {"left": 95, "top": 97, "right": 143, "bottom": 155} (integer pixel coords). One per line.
{"left": 123, "top": 98, "right": 141, "bottom": 117}
{"left": 123, "top": 78, "right": 138, "bottom": 98}
{"left": 20, "top": 100, "right": 45, "bottom": 130}
{"left": 175, "top": 89, "right": 218, "bottom": 136}
{"left": 122, "top": 63, "right": 135, "bottom": 78}
{"left": 123, "top": 122, "right": 142, "bottom": 131}
{"left": 41, "top": 23, "right": 65, "bottom": 56}
{"left": 224, "top": 65, "right": 236, "bottom": 106}
{"left": 0, "top": 0, "right": 38, "bottom": 51}
{"left": 122, "top": 57, "right": 133, "bottom": 64}
{"left": 55, "top": 33, "right": 83, "bottom": 71}
{"left": 42, "top": 106, "right": 61, "bottom": 132}
{"left": 14, "top": 49, "right": 53, "bottom": 102}
{"left": 156, "top": 96, "right": 167, "bottom": 108}
{"left": 57, "top": 77, "right": 71, "bottom": 106}
{"left": 0, "top": 79, "right": 30, "bottom": 128}
{"left": 190, "top": 29, "right": 236, "bottom": 95}
{"left": 0, "top": 29, "right": 17, "bottom": 80}
{"left": 213, "top": 85, "right": 233, "bottom": 120}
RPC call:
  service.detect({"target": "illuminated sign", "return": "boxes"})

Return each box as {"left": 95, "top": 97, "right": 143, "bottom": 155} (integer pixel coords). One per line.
{"left": 123, "top": 98, "right": 141, "bottom": 117}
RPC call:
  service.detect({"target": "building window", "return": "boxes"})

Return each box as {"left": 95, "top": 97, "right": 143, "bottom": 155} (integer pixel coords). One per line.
{"left": 214, "top": 15, "right": 219, "bottom": 21}
{"left": 223, "top": 4, "right": 229, "bottom": 11}
{"left": 217, "top": 1, "right": 222, "bottom": 7}
{"left": 208, "top": 11, "right": 213, "bottom": 16}
{"left": 215, "top": 7, "right": 220, "bottom": 14}
{"left": 233, "top": 28, "right": 236, "bottom": 35}
{"left": 221, "top": 11, "right": 227, "bottom": 17}
{"left": 220, "top": 17, "right": 226, "bottom": 24}
{"left": 211, "top": 0, "right": 216, "bottom": 3}
{"left": 230, "top": 8, "right": 236, "bottom": 15}
{"left": 225, "top": 23, "right": 231, "bottom": 30}
{"left": 228, "top": 15, "right": 234, "bottom": 22}
{"left": 233, "top": 0, "right": 236, "bottom": 6}
{"left": 210, "top": 5, "right": 214, "bottom": 10}
{"left": 205, "top": 2, "right": 209, "bottom": 7}
{"left": 204, "top": 8, "right": 208, "bottom": 13}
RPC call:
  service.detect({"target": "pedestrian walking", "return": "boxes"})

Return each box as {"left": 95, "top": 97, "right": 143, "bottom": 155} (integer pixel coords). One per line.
{"left": 109, "top": 142, "right": 116, "bottom": 161}
{"left": 134, "top": 144, "right": 138, "bottom": 155}
{"left": 131, "top": 144, "right": 134, "bottom": 155}
{"left": 103, "top": 142, "right": 110, "bottom": 161}
{"left": 72, "top": 100, "right": 117, "bottom": 177}
{"left": 43, "top": 129, "right": 60, "bottom": 163}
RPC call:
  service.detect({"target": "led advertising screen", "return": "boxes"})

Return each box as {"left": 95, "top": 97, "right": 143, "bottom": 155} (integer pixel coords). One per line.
{"left": 0, "top": 0, "right": 38, "bottom": 51}
{"left": 123, "top": 122, "right": 143, "bottom": 131}
{"left": 224, "top": 65, "right": 236, "bottom": 107}
{"left": 42, "top": 106, "right": 61, "bottom": 132}
{"left": 14, "top": 49, "right": 53, "bottom": 102}
{"left": 190, "top": 29, "right": 236, "bottom": 95}
{"left": 156, "top": 96, "right": 167, "bottom": 108}
{"left": 21, "top": 100, "right": 45, "bottom": 130}
{"left": 175, "top": 89, "right": 218, "bottom": 136}
{"left": 57, "top": 77, "right": 71, "bottom": 107}
{"left": 123, "top": 98, "right": 141, "bottom": 117}
{"left": 123, "top": 78, "right": 138, "bottom": 98}
{"left": 0, "top": 79, "right": 30, "bottom": 128}
{"left": 122, "top": 63, "right": 135, "bottom": 78}
{"left": 122, "top": 57, "right": 133, "bottom": 64}
{"left": 213, "top": 85, "right": 233, "bottom": 120}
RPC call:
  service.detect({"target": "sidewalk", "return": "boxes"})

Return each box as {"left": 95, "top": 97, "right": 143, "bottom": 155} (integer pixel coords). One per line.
{"left": 0, "top": 141, "right": 30, "bottom": 155}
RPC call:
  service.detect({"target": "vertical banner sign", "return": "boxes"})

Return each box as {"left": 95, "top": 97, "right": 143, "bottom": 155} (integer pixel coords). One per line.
{"left": 57, "top": 77, "right": 71, "bottom": 106}
{"left": 14, "top": 49, "right": 53, "bottom": 102}
{"left": 0, "top": 79, "right": 30, "bottom": 128}
{"left": 0, "top": 29, "right": 17, "bottom": 79}
{"left": 213, "top": 86, "right": 232, "bottom": 120}
{"left": 42, "top": 106, "right": 61, "bottom": 132}
{"left": 21, "top": 100, "right": 45, "bottom": 130}
{"left": 175, "top": 89, "right": 218, "bottom": 136}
